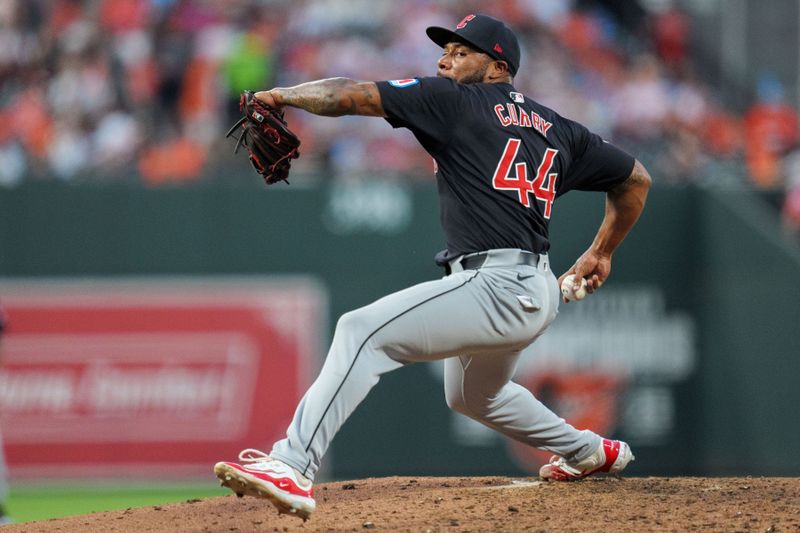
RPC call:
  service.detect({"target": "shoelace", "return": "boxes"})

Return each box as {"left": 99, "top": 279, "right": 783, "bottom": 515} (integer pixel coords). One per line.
{"left": 549, "top": 457, "right": 584, "bottom": 476}
{"left": 552, "top": 446, "right": 606, "bottom": 477}
{"left": 238, "top": 448, "right": 273, "bottom": 464}
{"left": 237, "top": 448, "right": 313, "bottom": 489}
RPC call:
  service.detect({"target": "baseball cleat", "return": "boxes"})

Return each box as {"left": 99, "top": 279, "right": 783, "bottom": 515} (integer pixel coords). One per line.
{"left": 539, "top": 438, "right": 634, "bottom": 481}
{"left": 214, "top": 449, "right": 315, "bottom": 520}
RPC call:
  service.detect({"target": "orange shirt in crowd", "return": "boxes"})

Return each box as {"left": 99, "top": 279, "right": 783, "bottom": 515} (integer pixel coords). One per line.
{"left": 744, "top": 102, "right": 798, "bottom": 187}
{"left": 138, "top": 137, "right": 207, "bottom": 185}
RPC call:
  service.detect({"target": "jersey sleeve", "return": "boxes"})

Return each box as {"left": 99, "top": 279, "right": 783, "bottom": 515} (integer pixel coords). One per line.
{"left": 376, "top": 77, "right": 464, "bottom": 151}
{"left": 557, "top": 119, "right": 635, "bottom": 196}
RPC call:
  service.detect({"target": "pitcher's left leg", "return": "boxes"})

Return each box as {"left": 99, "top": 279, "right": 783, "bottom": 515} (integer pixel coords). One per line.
{"left": 215, "top": 273, "right": 480, "bottom": 520}
{"left": 270, "top": 270, "right": 483, "bottom": 480}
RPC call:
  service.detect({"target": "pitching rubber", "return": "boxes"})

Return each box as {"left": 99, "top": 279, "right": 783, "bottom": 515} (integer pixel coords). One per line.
{"left": 213, "top": 462, "right": 315, "bottom": 521}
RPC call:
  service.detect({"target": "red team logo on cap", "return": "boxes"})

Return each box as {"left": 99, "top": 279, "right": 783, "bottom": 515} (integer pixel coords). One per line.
{"left": 456, "top": 14, "right": 475, "bottom": 29}
{"left": 493, "top": 43, "right": 503, "bottom": 54}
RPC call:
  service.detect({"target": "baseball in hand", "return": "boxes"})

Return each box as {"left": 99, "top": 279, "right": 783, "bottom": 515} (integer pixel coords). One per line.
{"left": 561, "top": 274, "right": 587, "bottom": 301}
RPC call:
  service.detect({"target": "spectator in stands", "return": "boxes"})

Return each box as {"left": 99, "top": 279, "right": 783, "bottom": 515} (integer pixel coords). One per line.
{"left": 650, "top": 5, "right": 690, "bottom": 72}
{"left": 744, "top": 75, "right": 799, "bottom": 188}
{"left": 0, "top": 0, "right": 795, "bottom": 191}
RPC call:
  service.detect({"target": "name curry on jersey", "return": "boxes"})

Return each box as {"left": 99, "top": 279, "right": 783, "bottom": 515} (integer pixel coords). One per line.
{"left": 494, "top": 101, "right": 553, "bottom": 138}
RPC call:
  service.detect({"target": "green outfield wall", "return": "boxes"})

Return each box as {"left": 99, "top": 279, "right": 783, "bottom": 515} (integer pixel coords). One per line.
{"left": 1, "top": 181, "right": 798, "bottom": 477}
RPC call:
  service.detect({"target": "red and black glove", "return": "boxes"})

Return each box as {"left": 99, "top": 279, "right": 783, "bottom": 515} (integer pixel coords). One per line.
{"left": 226, "top": 91, "right": 301, "bottom": 185}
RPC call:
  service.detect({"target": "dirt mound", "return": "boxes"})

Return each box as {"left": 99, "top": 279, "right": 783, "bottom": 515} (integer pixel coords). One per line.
{"left": 8, "top": 476, "right": 800, "bottom": 532}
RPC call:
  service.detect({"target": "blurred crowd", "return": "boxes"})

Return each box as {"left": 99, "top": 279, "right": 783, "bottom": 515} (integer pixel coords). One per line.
{"left": 2, "top": 0, "right": 800, "bottom": 232}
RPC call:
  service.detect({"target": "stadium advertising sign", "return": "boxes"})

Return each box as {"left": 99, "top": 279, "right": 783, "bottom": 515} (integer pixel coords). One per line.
{"left": 0, "top": 278, "right": 326, "bottom": 479}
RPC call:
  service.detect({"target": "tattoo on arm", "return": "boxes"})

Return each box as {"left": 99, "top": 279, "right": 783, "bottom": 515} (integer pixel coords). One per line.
{"left": 357, "top": 83, "right": 384, "bottom": 116}
{"left": 610, "top": 159, "right": 652, "bottom": 197}
{"left": 274, "top": 78, "right": 385, "bottom": 117}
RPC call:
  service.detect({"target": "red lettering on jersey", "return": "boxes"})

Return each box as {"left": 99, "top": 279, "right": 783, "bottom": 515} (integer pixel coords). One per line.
{"left": 456, "top": 14, "right": 476, "bottom": 29}
{"left": 494, "top": 102, "right": 554, "bottom": 138}
{"left": 492, "top": 138, "right": 532, "bottom": 207}
{"left": 492, "top": 140, "right": 560, "bottom": 217}
{"left": 520, "top": 109, "right": 532, "bottom": 128}
{"left": 506, "top": 103, "right": 519, "bottom": 126}
{"left": 531, "top": 148, "right": 559, "bottom": 218}
{"left": 494, "top": 104, "right": 512, "bottom": 127}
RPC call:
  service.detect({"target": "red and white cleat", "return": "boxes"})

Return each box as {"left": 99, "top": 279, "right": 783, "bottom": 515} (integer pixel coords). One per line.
{"left": 539, "top": 439, "right": 634, "bottom": 481}
{"left": 214, "top": 449, "right": 315, "bottom": 520}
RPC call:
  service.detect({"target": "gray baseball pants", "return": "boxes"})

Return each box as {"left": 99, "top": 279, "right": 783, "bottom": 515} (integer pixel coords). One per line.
{"left": 271, "top": 248, "right": 600, "bottom": 480}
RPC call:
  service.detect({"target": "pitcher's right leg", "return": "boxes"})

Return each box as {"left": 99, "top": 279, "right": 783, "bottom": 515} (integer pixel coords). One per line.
{"left": 443, "top": 353, "right": 600, "bottom": 462}
{"left": 443, "top": 354, "right": 634, "bottom": 479}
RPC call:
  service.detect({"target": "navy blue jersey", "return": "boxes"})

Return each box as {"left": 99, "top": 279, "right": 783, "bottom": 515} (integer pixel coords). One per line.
{"left": 376, "top": 77, "right": 635, "bottom": 263}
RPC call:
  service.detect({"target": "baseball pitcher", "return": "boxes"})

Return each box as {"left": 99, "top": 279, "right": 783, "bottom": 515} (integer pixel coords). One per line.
{"left": 216, "top": 14, "right": 652, "bottom": 520}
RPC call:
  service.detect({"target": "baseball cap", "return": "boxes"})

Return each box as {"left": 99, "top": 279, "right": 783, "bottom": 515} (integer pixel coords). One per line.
{"left": 426, "top": 14, "right": 520, "bottom": 76}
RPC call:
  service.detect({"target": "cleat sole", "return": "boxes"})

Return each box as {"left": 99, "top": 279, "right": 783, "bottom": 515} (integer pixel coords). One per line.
{"left": 213, "top": 463, "right": 313, "bottom": 520}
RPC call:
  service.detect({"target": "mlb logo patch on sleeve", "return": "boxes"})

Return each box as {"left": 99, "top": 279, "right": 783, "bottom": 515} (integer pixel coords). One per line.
{"left": 389, "top": 79, "right": 420, "bottom": 88}
{"left": 510, "top": 92, "right": 524, "bottom": 103}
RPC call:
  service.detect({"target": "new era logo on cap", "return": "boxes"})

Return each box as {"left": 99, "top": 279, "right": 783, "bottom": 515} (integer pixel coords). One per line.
{"left": 426, "top": 14, "right": 521, "bottom": 76}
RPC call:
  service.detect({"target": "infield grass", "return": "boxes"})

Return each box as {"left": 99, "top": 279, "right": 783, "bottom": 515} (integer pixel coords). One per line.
{"left": 5, "top": 483, "right": 227, "bottom": 523}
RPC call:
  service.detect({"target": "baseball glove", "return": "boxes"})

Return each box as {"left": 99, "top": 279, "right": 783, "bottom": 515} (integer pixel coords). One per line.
{"left": 226, "top": 90, "right": 301, "bottom": 185}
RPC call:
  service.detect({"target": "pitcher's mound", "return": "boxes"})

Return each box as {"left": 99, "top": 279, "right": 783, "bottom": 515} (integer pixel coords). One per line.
{"left": 6, "top": 476, "right": 800, "bottom": 532}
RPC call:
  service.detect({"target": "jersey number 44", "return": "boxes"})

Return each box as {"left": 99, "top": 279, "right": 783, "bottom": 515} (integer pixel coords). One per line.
{"left": 492, "top": 138, "right": 558, "bottom": 219}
